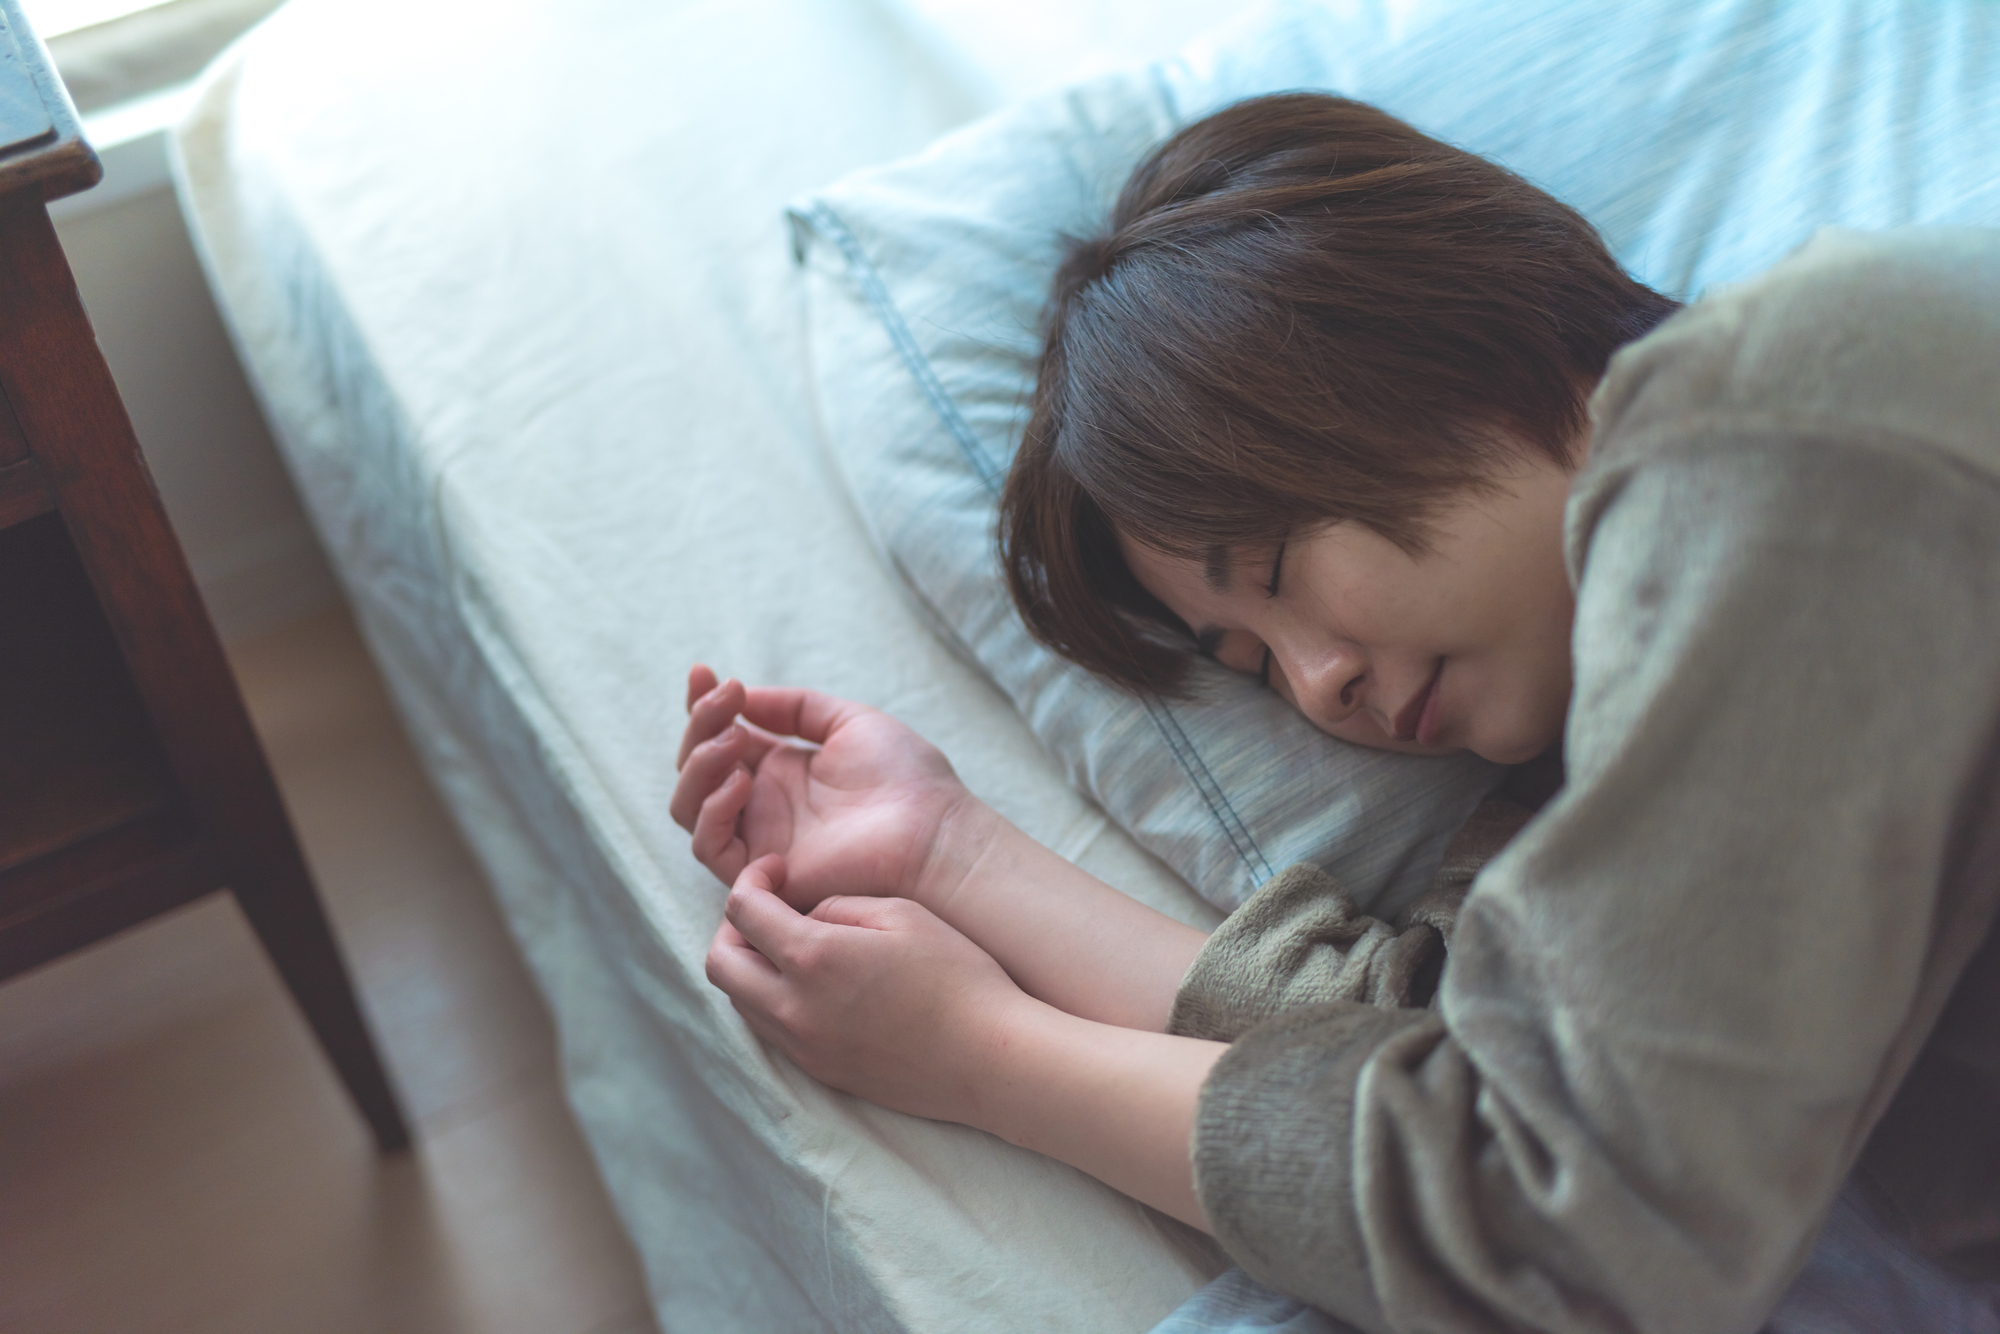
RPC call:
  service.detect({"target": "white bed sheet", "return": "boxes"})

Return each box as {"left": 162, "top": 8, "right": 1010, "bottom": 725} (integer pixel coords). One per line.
{"left": 172, "top": 0, "right": 1253, "bottom": 1329}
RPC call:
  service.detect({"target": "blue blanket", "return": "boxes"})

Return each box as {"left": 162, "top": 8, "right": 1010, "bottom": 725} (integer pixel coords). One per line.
{"left": 1155, "top": 1184, "right": 2000, "bottom": 1334}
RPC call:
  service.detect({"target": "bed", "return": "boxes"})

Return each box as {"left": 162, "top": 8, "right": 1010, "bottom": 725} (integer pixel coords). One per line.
{"left": 171, "top": 0, "right": 2000, "bottom": 1329}
{"left": 174, "top": 2, "right": 1263, "bottom": 1329}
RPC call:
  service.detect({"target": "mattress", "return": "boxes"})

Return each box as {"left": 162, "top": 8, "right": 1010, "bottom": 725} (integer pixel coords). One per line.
{"left": 172, "top": 0, "right": 1264, "bottom": 1329}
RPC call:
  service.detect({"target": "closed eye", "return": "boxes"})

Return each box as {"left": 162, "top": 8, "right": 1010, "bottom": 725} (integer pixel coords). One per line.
{"left": 1264, "top": 541, "right": 1286, "bottom": 598}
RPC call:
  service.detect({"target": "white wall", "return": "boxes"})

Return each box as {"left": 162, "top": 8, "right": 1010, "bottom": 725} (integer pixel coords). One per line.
{"left": 52, "top": 171, "right": 340, "bottom": 641}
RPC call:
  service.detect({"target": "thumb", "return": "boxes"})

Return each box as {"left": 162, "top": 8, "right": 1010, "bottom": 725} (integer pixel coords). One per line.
{"left": 809, "top": 894, "right": 925, "bottom": 931}
{"left": 739, "top": 853, "right": 788, "bottom": 896}
{"left": 725, "top": 855, "right": 807, "bottom": 963}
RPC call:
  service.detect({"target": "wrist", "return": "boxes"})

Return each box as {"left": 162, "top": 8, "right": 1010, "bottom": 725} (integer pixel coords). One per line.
{"left": 911, "top": 792, "right": 1013, "bottom": 915}
{"left": 946, "top": 983, "right": 1056, "bottom": 1128}
{"left": 955, "top": 998, "right": 1222, "bottom": 1230}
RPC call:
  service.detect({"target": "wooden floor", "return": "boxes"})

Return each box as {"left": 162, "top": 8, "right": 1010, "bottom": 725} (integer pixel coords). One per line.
{"left": 0, "top": 607, "right": 661, "bottom": 1334}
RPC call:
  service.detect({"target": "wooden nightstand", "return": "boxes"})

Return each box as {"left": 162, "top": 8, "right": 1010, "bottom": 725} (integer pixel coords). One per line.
{"left": 0, "top": 0, "right": 408, "bottom": 1151}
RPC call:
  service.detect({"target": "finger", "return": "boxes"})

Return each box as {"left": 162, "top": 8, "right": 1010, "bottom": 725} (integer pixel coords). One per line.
{"left": 689, "top": 767, "right": 753, "bottom": 882}
{"left": 737, "top": 686, "right": 874, "bottom": 748}
{"left": 725, "top": 860, "right": 819, "bottom": 969}
{"left": 706, "top": 918, "right": 776, "bottom": 977}
{"left": 672, "top": 724, "right": 751, "bottom": 829}
{"left": 685, "top": 664, "right": 720, "bottom": 713}
{"left": 705, "top": 921, "right": 785, "bottom": 1010}
{"left": 729, "top": 721, "right": 783, "bottom": 770}
{"left": 677, "top": 677, "right": 747, "bottom": 770}
{"left": 677, "top": 677, "right": 744, "bottom": 769}
{"left": 707, "top": 681, "right": 783, "bottom": 769}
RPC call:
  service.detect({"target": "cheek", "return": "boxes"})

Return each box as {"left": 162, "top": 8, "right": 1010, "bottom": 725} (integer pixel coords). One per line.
{"left": 1211, "top": 631, "right": 1268, "bottom": 679}
{"left": 1469, "top": 615, "right": 1573, "bottom": 762}
{"left": 1514, "top": 584, "right": 1577, "bottom": 708}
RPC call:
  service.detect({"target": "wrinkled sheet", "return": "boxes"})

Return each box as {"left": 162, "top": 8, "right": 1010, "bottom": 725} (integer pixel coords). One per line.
{"left": 174, "top": 0, "right": 2000, "bottom": 1327}
{"left": 172, "top": 0, "right": 1253, "bottom": 1328}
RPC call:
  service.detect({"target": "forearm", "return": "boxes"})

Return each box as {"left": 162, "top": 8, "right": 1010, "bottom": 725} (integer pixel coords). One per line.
{"left": 923, "top": 801, "right": 1209, "bottom": 1031}
{"left": 714, "top": 863, "right": 1224, "bottom": 1227}
{"left": 966, "top": 995, "right": 1226, "bottom": 1230}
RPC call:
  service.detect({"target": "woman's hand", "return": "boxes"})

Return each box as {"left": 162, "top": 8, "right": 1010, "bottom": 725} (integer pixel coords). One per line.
{"left": 675, "top": 665, "right": 1211, "bottom": 1032}
{"left": 705, "top": 855, "right": 1025, "bottom": 1124}
{"left": 673, "top": 665, "right": 993, "bottom": 912}
{"left": 707, "top": 855, "right": 1224, "bottom": 1230}
{"left": 676, "top": 668, "right": 1200, "bottom": 1032}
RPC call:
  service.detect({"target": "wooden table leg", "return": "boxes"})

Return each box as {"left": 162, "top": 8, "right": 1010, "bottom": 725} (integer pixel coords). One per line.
{"left": 0, "top": 192, "right": 413, "bottom": 1154}
{"left": 233, "top": 866, "right": 413, "bottom": 1153}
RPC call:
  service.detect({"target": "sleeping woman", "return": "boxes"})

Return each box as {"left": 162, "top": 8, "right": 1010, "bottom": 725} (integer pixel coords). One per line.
{"left": 670, "top": 95, "right": 2000, "bottom": 1332}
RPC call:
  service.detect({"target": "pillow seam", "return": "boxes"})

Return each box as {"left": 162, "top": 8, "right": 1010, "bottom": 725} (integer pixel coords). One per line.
{"left": 795, "top": 199, "right": 1278, "bottom": 893}
{"left": 793, "top": 201, "right": 1005, "bottom": 491}
{"left": 1143, "top": 693, "right": 1278, "bottom": 887}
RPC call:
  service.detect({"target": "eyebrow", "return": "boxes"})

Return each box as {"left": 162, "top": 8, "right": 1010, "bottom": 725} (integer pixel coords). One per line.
{"left": 1203, "top": 543, "right": 1232, "bottom": 593}
{"left": 1193, "top": 544, "right": 1235, "bottom": 656}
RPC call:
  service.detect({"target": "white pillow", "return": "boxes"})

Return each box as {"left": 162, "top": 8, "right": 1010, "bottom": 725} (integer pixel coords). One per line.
{"left": 790, "top": 0, "right": 2000, "bottom": 915}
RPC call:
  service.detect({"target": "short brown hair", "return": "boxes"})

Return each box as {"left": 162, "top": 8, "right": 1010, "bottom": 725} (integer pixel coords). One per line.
{"left": 1000, "top": 93, "right": 1678, "bottom": 694}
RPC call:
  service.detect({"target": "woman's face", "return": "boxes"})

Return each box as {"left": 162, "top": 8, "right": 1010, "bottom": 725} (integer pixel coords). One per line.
{"left": 1118, "top": 454, "right": 1576, "bottom": 765}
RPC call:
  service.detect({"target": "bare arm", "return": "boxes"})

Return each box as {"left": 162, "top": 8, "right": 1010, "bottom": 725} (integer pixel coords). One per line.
{"left": 707, "top": 858, "right": 1226, "bottom": 1228}
{"left": 676, "top": 672, "right": 1222, "bottom": 1223}
{"left": 921, "top": 800, "right": 1208, "bottom": 1030}
{"left": 974, "top": 997, "right": 1225, "bottom": 1227}
{"left": 673, "top": 666, "right": 1207, "bottom": 1031}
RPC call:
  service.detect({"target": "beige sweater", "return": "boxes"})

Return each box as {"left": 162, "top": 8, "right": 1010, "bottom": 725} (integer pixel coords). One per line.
{"left": 1168, "top": 228, "right": 2000, "bottom": 1334}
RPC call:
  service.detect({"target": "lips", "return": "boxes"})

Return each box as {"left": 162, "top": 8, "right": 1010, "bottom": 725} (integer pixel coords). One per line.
{"left": 1393, "top": 660, "right": 1445, "bottom": 744}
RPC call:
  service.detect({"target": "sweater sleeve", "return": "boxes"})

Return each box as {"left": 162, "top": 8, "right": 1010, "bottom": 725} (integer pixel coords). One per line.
{"left": 1177, "top": 388, "right": 2000, "bottom": 1329}
{"left": 1165, "top": 864, "right": 1448, "bottom": 1040}
{"left": 1167, "top": 797, "right": 1534, "bottom": 1042}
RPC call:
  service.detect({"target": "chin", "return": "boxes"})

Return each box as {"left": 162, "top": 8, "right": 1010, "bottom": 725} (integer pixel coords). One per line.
{"left": 1472, "top": 718, "right": 1566, "bottom": 767}
{"left": 1467, "top": 683, "right": 1571, "bottom": 766}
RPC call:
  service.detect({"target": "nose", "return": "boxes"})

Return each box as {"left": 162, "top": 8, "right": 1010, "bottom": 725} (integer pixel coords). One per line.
{"left": 1282, "top": 641, "right": 1371, "bottom": 730}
